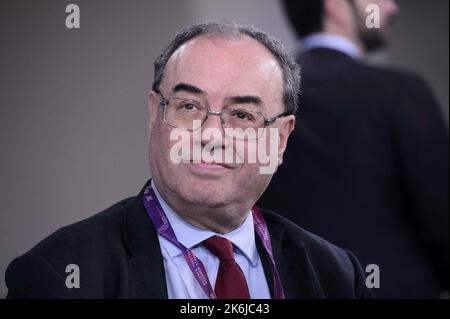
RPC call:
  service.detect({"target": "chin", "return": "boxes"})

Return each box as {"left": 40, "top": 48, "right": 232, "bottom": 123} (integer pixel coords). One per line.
{"left": 176, "top": 178, "right": 235, "bottom": 207}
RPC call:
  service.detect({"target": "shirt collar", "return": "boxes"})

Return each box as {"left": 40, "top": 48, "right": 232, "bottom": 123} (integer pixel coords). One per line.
{"left": 151, "top": 180, "right": 259, "bottom": 266}
{"left": 300, "top": 32, "right": 362, "bottom": 59}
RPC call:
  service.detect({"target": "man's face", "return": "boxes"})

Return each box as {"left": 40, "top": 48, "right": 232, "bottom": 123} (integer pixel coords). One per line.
{"left": 353, "top": 0, "right": 399, "bottom": 51}
{"left": 147, "top": 35, "right": 294, "bottom": 215}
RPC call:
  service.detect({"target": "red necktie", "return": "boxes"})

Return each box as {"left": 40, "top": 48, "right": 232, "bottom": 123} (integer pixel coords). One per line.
{"left": 202, "top": 235, "right": 251, "bottom": 299}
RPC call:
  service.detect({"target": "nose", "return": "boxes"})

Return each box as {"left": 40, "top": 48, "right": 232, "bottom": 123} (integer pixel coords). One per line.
{"left": 200, "top": 111, "right": 226, "bottom": 147}
{"left": 202, "top": 110, "right": 225, "bottom": 131}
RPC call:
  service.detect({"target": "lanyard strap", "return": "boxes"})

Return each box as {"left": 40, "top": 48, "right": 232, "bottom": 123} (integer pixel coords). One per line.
{"left": 143, "top": 186, "right": 285, "bottom": 299}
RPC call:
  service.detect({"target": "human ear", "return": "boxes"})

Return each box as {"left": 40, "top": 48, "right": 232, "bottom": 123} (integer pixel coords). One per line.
{"left": 277, "top": 115, "right": 295, "bottom": 165}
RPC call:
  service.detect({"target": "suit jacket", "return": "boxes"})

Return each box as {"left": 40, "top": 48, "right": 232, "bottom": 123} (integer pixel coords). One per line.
{"left": 258, "top": 48, "right": 449, "bottom": 298}
{"left": 6, "top": 180, "right": 372, "bottom": 299}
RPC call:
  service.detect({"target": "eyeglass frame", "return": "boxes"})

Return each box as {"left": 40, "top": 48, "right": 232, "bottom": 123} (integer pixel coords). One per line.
{"left": 156, "top": 91, "right": 291, "bottom": 132}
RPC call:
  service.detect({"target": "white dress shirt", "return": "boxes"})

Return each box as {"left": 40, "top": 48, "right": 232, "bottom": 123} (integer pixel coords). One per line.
{"left": 151, "top": 181, "right": 271, "bottom": 299}
{"left": 301, "top": 32, "right": 362, "bottom": 59}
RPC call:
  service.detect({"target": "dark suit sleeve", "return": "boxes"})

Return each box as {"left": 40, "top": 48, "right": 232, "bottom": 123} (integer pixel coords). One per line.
{"left": 5, "top": 253, "right": 77, "bottom": 299}
{"left": 394, "top": 74, "right": 449, "bottom": 289}
{"left": 345, "top": 250, "right": 375, "bottom": 299}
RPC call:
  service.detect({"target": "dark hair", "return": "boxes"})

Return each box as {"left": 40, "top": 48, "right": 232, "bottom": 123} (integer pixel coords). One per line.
{"left": 282, "top": 0, "right": 324, "bottom": 38}
{"left": 152, "top": 22, "right": 301, "bottom": 115}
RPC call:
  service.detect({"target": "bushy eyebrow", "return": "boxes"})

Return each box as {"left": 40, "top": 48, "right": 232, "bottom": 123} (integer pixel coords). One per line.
{"left": 228, "top": 95, "right": 263, "bottom": 108}
{"left": 172, "top": 83, "right": 204, "bottom": 94}
{"left": 172, "top": 82, "right": 263, "bottom": 108}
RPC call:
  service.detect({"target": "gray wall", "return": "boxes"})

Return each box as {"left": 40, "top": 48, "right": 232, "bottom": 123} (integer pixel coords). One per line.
{"left": 390, "top": 0, "right": 449, "bottom": 121}
{"left": 0, "top": 0, "right": 448, "bottom": 298}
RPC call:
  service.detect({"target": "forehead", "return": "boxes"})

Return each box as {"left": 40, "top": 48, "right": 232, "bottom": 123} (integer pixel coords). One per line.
{"left": 162, "top": 34, "right": 283, "bottom": 104}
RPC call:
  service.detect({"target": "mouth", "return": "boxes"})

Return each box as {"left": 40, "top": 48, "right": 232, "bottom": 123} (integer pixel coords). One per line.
{"left": 184, "top": 160, "right": 239, "bottom": 176}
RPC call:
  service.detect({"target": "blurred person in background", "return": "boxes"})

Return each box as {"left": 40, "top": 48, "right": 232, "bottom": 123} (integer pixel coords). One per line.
{"left": 259, "top": 0, "right": 448, "bottom": 298}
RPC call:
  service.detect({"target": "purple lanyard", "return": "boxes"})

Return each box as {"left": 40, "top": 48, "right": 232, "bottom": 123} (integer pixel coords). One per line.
{"left": 143, "top": 186, "right": 285, "bottom": 299}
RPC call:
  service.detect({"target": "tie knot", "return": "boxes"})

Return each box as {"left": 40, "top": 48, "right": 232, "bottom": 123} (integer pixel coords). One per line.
{"left": 203, "top": 236, "right": 234, "bottom": 262}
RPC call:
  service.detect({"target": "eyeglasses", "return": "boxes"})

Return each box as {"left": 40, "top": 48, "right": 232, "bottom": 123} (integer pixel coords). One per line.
{"left": 157, "top": 92, "right": 290, "bottom": 140}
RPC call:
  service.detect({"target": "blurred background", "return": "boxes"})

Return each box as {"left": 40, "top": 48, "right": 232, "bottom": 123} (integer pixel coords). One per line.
{"left": 0, "top": 0, "right": 448, "bottom": 298}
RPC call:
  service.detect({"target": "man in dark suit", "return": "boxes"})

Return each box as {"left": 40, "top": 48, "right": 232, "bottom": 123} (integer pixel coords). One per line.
{"left": 258, "top": 0, "right": 449, "bottom": 298}
{"left": 5, "top": 22, "right": 373, "bottom": 299}
{"left": 6, "top": 181, "right": 371, "bottom": 298}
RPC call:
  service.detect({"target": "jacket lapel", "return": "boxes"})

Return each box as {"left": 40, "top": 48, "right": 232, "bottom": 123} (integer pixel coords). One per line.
{"left": 122, "top": 182, "right": 168, "bottom": 298}
{"left": 257, "top": 219, "right": 325, "bottom": 299}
